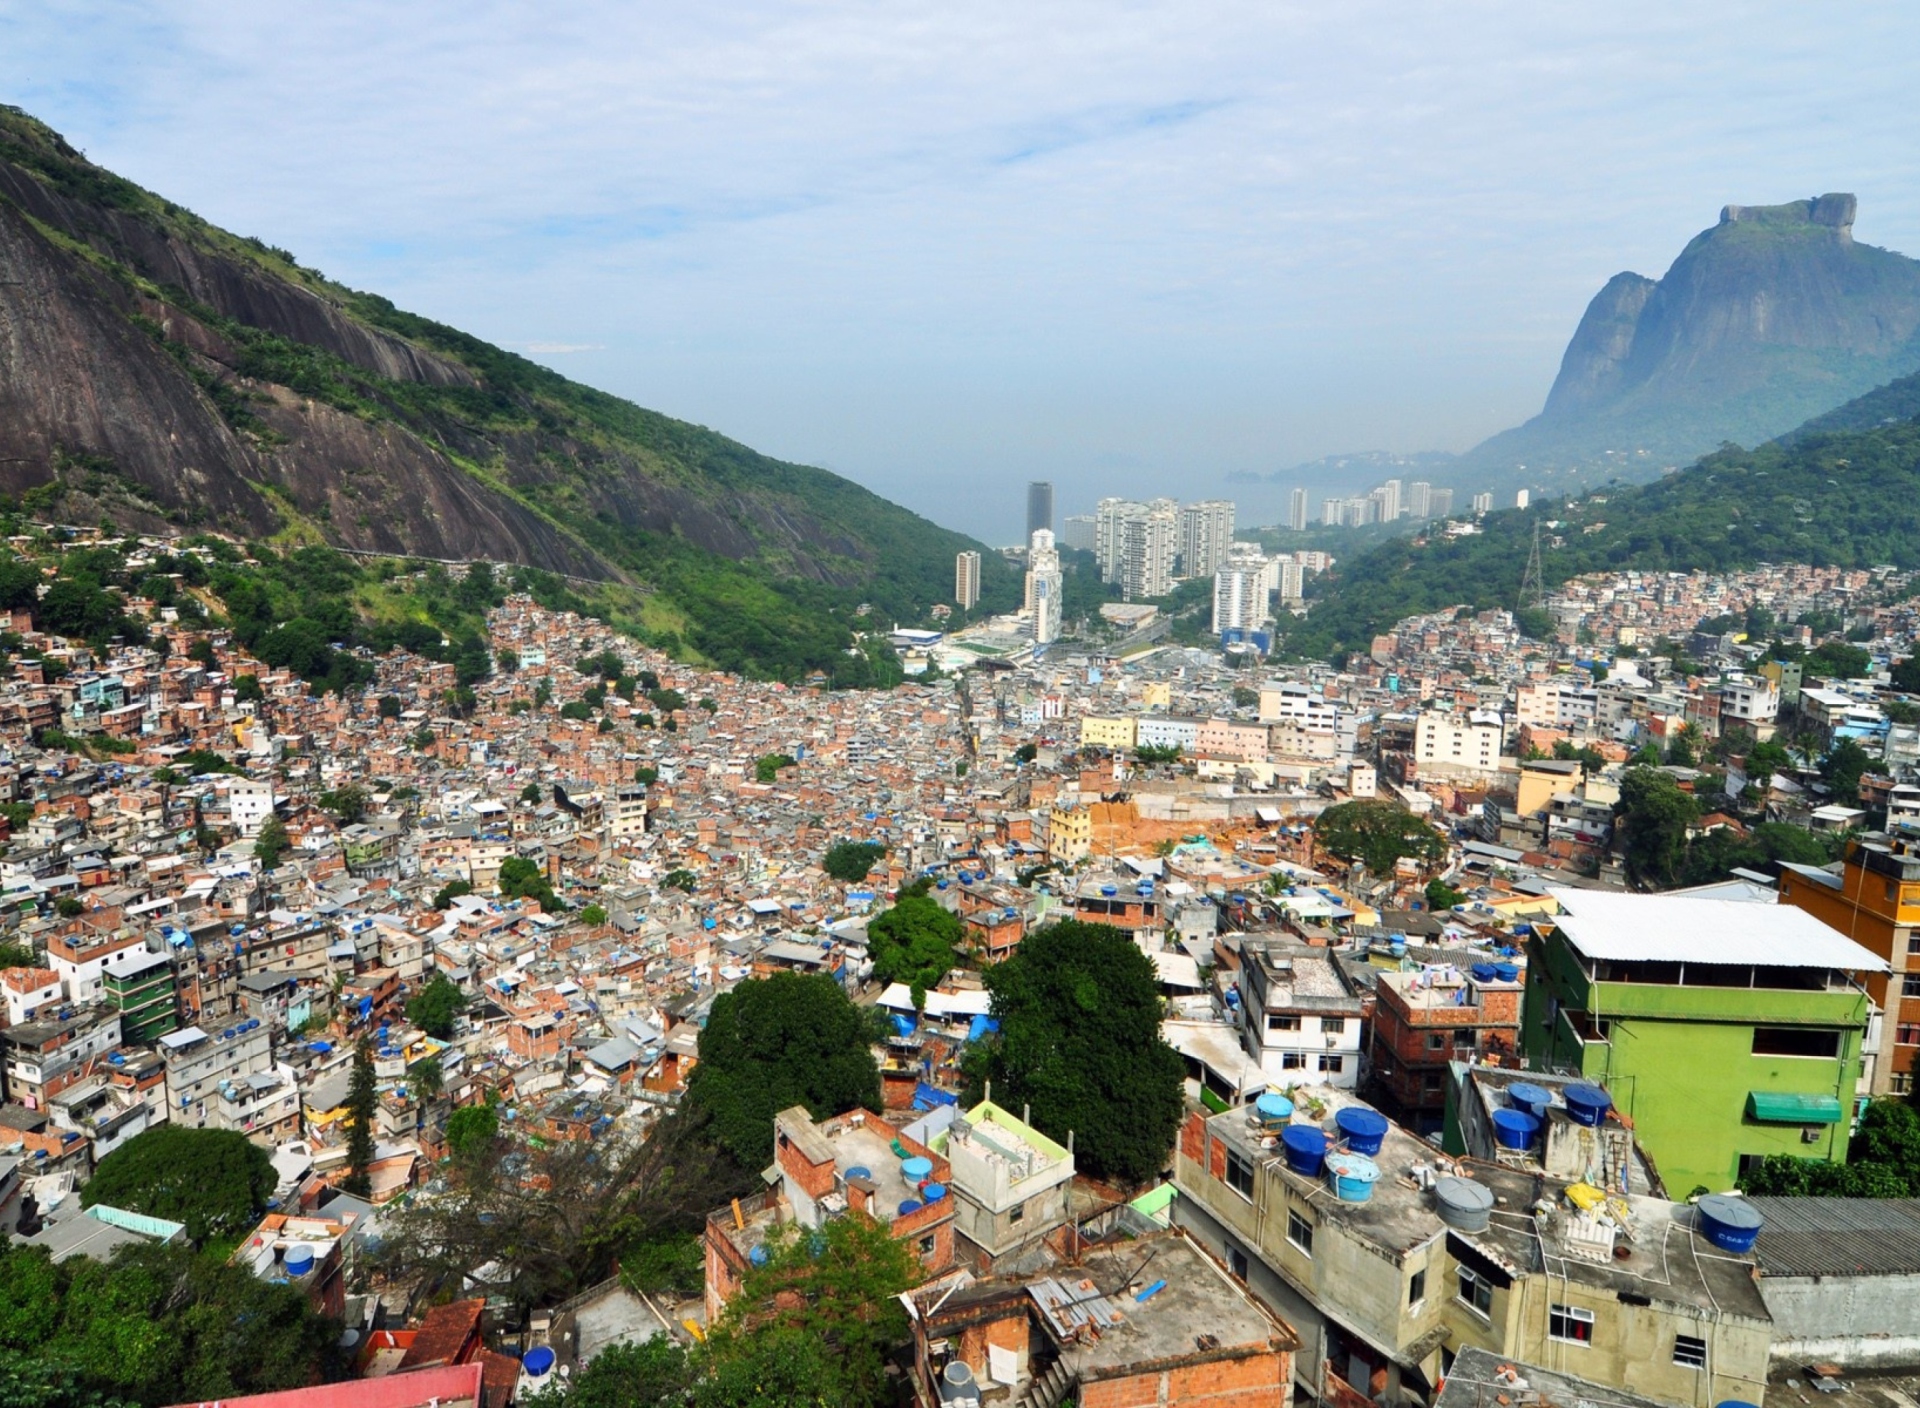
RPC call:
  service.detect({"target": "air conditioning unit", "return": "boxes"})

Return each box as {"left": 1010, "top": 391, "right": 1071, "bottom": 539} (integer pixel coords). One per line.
{"left": 1802, "top": 1126, "right": 1823, "bottom": 1143}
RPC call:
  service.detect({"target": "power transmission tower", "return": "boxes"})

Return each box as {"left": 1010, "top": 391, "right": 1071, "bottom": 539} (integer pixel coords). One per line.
{"left": 1519, "top": 519, "right": 1545, "bottom": 610}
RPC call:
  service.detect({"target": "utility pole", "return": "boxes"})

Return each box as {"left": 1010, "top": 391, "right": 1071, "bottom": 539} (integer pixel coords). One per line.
{"left": 1520, "top": 519, "right": 1545, "bottom": 611}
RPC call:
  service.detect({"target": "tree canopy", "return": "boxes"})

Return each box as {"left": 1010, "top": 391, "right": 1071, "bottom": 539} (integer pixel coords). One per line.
{"left": 406, "top": 972, "right": 467, "bottom": 1040}
{"left": 81, "top": 1126, "right": 273, "bottom": 1246}
{"left": 686, "top": 973, "right": 882, "bottom": 1167}
{"left": 1314, "top": 800, "right": 1443, "bottom": 875}
{"left": 1741, "top": 1100, "right": 1920, "bottom": 1198}
{"left": 866, "top": 880, "right": 961, "bottom": 1007}
{"left": 969, "top": 920, "right": 1183, "bottom": 1185}
{"left": 821, "top": 841, "right": 885, "bottom": 883}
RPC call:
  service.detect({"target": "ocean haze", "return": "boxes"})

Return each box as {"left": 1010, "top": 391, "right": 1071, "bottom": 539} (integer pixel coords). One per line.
{"left": 4, "top": 2, "right": 1918, "bottom": 542}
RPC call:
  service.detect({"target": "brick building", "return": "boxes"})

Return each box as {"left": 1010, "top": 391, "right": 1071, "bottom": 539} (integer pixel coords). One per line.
{"left": 1368, "top": 965, "right": 1523, "bottom": 1129}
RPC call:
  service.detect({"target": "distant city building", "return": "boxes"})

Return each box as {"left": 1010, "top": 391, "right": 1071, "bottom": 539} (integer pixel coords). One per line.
{"left": 1026, "top": 481, "right": 1053, "bottom": 538}
{"left": 1118, "top": 503, "right": 1177, "bottom": 600}
{"left": 1060, "top": 514, "right": 1096, "bottom": 551}
{"left": 1428, "top": 486, "right": 1454, "bottom": 518}
{"left": 1288, "top": 486, "right": 1309, "bottom": 532}
{"left": 1212, "top": 549, "right": 1273, "bottom": 637}
{"left": 1321, "top": 496, "right": 1342, "bottom": 527}
{"left": 1024, "top": 529, "right": 1063, "bottom": 644}
{"left": 1408, "top": 481, "right": 1432, "bottom": 518}
{"left": 1177, "top": 499, "right": 1235, "bottom": 578}
{"left": 1515, "top": 488, "right": 1531, "bottom": 509}
{"left": 954, "top": 550, "right": 981, "bottom": 610}
{"left": 1277, "top": 559, "right": 1306, "bottom": 606}
{"left": 1472, "top": 491, "right": 1493, "bottom": 514}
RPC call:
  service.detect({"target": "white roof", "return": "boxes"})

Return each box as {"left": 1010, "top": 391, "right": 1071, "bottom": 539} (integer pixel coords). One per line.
{"left": 1152, "top": 950, "right": 1204, "bottom": 989}
{"left": 1547, "top": 888, "right": 1887, "bottom": 971}
{"left": 875, "top": 984, "right": 992, "bottom": 1017}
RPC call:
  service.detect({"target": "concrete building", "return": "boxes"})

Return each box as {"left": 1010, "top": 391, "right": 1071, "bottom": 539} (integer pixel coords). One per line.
{"left": 955, "top": 551, "right": 982, "bottom": 611}
{"left": 1289, "top": 486, "right": 1309, "bottom": 532}
{"left": 1408, "top": 481, "right": 1432, "bottom": 519}
{"left": 608, "top": 782, "right": 648, "bottom": 840}
{"left": 1118, "top": 503, "right": 1177, "bottom": 601}
{"left": 1212, "top": 557, "right": 1271, "bottom": 638}
{"left": 1370, "top": 964, "right": 1525, "bottom": 1127}
{"left": 1238, "top": 941, "right": 1366, "bottom": 1086}
{"left": 936, "top": 1099, "right": 1074, "bottom": 1267}
{"left": 102, "top": 947, "right": 178, "bottom": 1043}
{"left": 161, "top": 1020, "right": 276, "bottom": 1132}
{"left": 1059, "top": 514, "right": 1096, "bottom": 552}
{"left": 1412, "top": 709, "right": 1505, "bottom": 777}
{"left": 1024, "top": 529, "right": 1063, "bottom": 645}
{"left": 1427, "top": 486, "right": 1453, "bottom": 517}
{"left": 1026, "top": 481, "right": 1053, "bottom": 538}
{"left": 1471, "top": 492, "right": 1493, "bottom": 514}
{"left": 227, "top": 778, "right": 277, "bottom": 837}
{"left": 1177, "top": 499, "right": 1236, "bottom": 578}
{"left": 1046, "top": 805, "right": 1092, "bottom": 865}
{"left": 1524, "top": 888, "right": 1885, "bottom": 1193}
{"left": 1173, "top": 1089, "right": 1773, "bottom": 1408}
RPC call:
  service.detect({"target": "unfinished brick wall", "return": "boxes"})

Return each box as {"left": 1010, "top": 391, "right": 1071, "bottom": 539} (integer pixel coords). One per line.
{"left": 1080, "top": 1347, "right": 1291, "bottom": 1408}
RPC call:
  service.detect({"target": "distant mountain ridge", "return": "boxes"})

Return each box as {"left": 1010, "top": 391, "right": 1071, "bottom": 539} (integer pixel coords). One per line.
{"left": 1447, "top": 194, "right": 1920, "bottom": 498}
{"left": 0, "top": 106, "right": 1013, "bottom": 677}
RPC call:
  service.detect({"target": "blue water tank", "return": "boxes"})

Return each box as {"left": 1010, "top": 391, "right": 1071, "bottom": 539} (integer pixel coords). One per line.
{"left": 1565, "top": 1084, "right": 1612, "bottom": 1127}
{"left": 522, "top": 1346, "right": 556, "bottom": 1377}
{"left": 749, "top": 1245, "right": 769, "bottom": 1266}
{"left": 1325, "top": 1152, "right": 1379, "bottom": 1202}
{"left": 1335, "top": 1107, "right": 1389, "bottom": 1155}
{"left": 1494, "top": 962, "right": 1520, "bottom": 983}
{"left": 901, "top": 1155, "right": 934, "bottom": 1181}
{"left": 1469, "top": 963, "right": 1498, "bottom": 983}
{"left": 845, "top": 1165, "right": 872, "bottom": 1182}
{"left": 283, "top": 1244, "right": 314, "bottom": 1277}
{"left": 1255, "top": 1092, "right": 1293, "bottom": 1124}
{"left": 1696, "top": 1195, "right": 1765, "bottom": 1253}
{"left": 1281, "top": 1125, "right": 1327, "bottom": 1177}
{"left": 923, "top": 1182, "right": 947, "bottom": 1201}
{"left": 1101, "top": 885, "right": 1117, "bottom": 897}
{"left": 1491, "top": 1108, "right": 1541, "bottom": 1150}
{"left": 935, "top": 879, "right": 949, "bottom": 890}
{"left": 1506, "top": 1083, "right": 1552, "bottom": 1121}
{"left": 898, "top": 1199, "right": 923, "bottom": 1216}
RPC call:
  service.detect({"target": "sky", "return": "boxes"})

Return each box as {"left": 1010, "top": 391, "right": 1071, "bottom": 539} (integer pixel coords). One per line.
{"left": 5, "top": 2, "right": 1919, "bottom": 542}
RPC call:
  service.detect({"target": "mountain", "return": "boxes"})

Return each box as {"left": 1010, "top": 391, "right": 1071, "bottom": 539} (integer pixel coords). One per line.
{"left": 1282, "top": 372, "right": 1920, "bottom": 661}
{"left": 1447, "top": 195, "right": 1920, "bottom": 498}
{"left": 0, "top": 107, "right": 1015, "bottom": 677}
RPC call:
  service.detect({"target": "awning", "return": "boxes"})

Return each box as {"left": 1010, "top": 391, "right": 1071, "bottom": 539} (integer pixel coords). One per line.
{"left": 1747, "top": 1092, "right": 1843, "bottom": 1124}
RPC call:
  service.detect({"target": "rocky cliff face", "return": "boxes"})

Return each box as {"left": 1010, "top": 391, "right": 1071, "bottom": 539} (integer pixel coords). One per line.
{"left": 1457, "top": 194, "right": 1920, "bottom": 495}
{"left": 0, "top": 108, "right": 993, "bottom": 636}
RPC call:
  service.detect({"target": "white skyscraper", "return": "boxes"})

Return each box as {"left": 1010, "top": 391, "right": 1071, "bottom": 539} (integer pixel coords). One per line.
{"left": 1212, "top": 544, "right": 1276, "bottom": 636}
{"left": 954, "top": 550, "right": 980, "bottom": 610}
{"left": 1060, "top": 515, "right": 1096, "bottom": 551}
{"left": 1322, "top": 497, "right": 1343, "bottom": 527}
{"left": 1471, "top": 492, "right": 1493, "bottom": 515}
{"left": 1429, "top": 487, "right": 1454, "bottom": 518}
{"left": 1288, "top": 487, "right": 1309, "bottom": 532}
{"left": 1177, "top": 500, "right": 1236, "bottom": 578}
{"left": 1118, "top": 504, "right": 1177, "bottom": 601}
{"left": 1025, "top": 529, "right": 1063, "bottom": 644}
{"left": 1094, "top": 498, "right": 1134, "bottom": 582}
{"left": 1515, "top": 488, "right": 1531, "bottom": 509}
{"left": 1408, "top": 481, "right": 1432, "bottom": 519}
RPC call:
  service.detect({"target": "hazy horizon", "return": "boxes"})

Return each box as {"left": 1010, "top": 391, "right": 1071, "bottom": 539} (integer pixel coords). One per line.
{"left": 6, "top": 2, "right": 1918, "bottom": 543}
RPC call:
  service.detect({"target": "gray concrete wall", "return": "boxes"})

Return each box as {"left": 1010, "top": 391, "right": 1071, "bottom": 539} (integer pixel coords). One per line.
{"left": 1762, "top": 1273, "right": 1920, "bottom": 1368}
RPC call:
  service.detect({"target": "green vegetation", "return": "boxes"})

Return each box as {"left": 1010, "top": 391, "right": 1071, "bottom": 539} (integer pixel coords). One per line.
{"left": 432, "top": 879, "right": 473, "bottom": 910}
{"left": 343, "top": 1041, "right": 377, "bottom": 1198}
{"left": 1135, "top": 744, "right": 1183, "bottom": 765}
{"left": 968, "top": 920, "right": 1184, "bottom": 1186}
{"left": 1314, "top": 800, "right": 1444, "bottom": 874}
{"left": 498, "top": 855, "right": 561, "bottom": 910}
{"left": 685, "top": 973, "right": 882, "bottom": 1168}
{"left": 317, "top": 784, "right": 369, "bottom": 825}
{"left": 579, "top": 903, "right": 608, "bottom": 926}
{"left": 444, "top": 1104, "right": 499, "bottom": 1164}
{"left": 252, "top": 816, "right": 289, "bottom": 870}
{"left": 821, "top": 840, "right": 885, "bottom": 883}
{"left": 753, "top": 752, "right": 796, "bottom": 783}
{"left": 0, "top": 1240, "right": 336, "bottom": 1407}
{"left": 81, "top": 1126, "right": 274, "bottom": 1246}
{"left": 406, "top": 973, "right": 467, "bottom": 1040}
{"left": 1616, "top": 765, "right": 1847, "bottom": 890}
{"left": 867, "top": 879, "right": 961, "bottom": 1007}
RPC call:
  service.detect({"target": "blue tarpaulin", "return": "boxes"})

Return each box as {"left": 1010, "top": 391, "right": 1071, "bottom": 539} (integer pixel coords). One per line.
{"left": 967, "top": 1015, "right": 1000, "bottom": 1042}
{"left": 892, "top": 1013, "right": 917, "bottom": 1037}
{"left": 913, "top": 1083, "right": 958, "bottom": 1110}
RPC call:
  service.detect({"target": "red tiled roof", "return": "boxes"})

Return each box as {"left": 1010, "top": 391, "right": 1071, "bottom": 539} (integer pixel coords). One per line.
{"left": 397, "top": 1297, "right": 485, "bottom": 1370}
{"left": 168, "top": 1362, "right": 482, "bottom": 1408}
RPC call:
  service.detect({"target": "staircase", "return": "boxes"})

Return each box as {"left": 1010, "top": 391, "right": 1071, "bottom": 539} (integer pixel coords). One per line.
{"left": 1012, "top": 1361, "right": 1080, "bottom": 1408}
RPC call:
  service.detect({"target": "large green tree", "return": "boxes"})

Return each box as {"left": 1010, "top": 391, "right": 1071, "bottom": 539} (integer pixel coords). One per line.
{"left": 81, "top": 1126, "right": 273, "bottom": 1246}
{"left": 406, "top": 973, "right": 466, "bottom": 1040}
{"left": 867, "top": 880, "right": 960, "bottom": 1007}
{"left": 685, "top": 974, "right": 882, "bottom": 1167}
{"left": 969, "top": 920, "right": 1183, "bottom": 1185}
{"left": 343, "top": 1040, "right": 377, "bottom": 1198}
{"left": 1313, "top": 799, "right": 1443, "bottom": 875}
{"left": 1617, "top": 766, "right": 1697, "bottom": 889}
{"left": 821, "top": 841, "right": 885, "bottom": 883}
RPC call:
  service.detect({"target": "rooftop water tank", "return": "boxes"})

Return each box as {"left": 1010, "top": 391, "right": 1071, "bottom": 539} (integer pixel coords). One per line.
{"left": 1434, "top": 1176, "right": 1495, "bottom": 1232}
{"left": 522, "top": 1346, "right": 556, "bottom": 1378}
{"left": 898, "top": 1199, "right": 923, "bottom": 1217}
{"left": 1101, "top": 885, "right": 1118, "bottom": 897}
{"left": 1325, "top": 1152, "right": 1379, "bottom": 1203}
{"left": 1565, "top": 1084, "right": 1612, "bottom": 1127}
{"left": 1469, "top": 963, "right": 1498, "bottom": 983}
{"left": 901, "top": 1155, "right": 934, "bottom": 1181}
{"left": 1494, "top": 962, "right": 1520, "bottom": 983}
{"left": 1254, "top": 1092, "right": 1293, "bottom": 1125}
{"left": 1505, "top": 1083, "right": 1552, "bottom": 1121}
{"left": 1281, "top": 1125, "right": 1327, "bottom": 1177}
{"left": 845, "top": 1165, "right": 872, "bottom": 1182}
{"left": 1335, "top": 1107, "right": 1389, "bottom": 1156}
{"left": 923, "top": 1182, "right": 948, "bottom": 1201}
{"left": 749, "top": 1245, "right": 769, "bottom": 1267}
{"left": 283, "top": 1244, "right": 315, "bottom": 1277}
{"left": 1491, "top": 1108, "right": 1541, "bottom": 1150}
{"left": 1696, "top": 1195, "right": 1765, "bottom": 1254}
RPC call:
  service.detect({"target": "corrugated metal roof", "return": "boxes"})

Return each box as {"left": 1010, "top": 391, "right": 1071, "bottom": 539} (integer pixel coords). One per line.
{"left": 1547, "top": 889, "right": 1888, "bottom": 971}
{"left": 1748, "top": 1197, "right": 1920, "bottom": 1277}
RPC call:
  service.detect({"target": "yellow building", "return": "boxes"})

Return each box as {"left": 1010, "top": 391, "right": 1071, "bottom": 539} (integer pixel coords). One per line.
{"left": 1140, "top": 681, "right": 1172, "bottom": 710}
{"left": 1079, "top": 715, "right": 1138, "bottom": 751}
{"left": 1047, "top": 805, "right": 1092, "bottom": 865}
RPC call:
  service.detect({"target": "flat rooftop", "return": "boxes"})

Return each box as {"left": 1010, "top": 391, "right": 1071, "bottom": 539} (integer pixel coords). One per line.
{"left": 1548, "top": 887, "right": 1888, "bottom": 971}
{"left": 1437, "top": 1347, "right": 1671, "bottom": 1408}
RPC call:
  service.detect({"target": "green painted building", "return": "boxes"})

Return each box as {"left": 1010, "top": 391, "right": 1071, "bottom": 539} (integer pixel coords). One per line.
{"left": 102, "top": 947, "right": 178, "bottom": 1044}
{"left": 1523, "top": 888, "right": 1885, "bottom": 1195}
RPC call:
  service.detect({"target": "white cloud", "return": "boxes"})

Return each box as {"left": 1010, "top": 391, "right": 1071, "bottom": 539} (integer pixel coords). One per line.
{"left": 522, "top": 342, "right": 604, "bottom": 355}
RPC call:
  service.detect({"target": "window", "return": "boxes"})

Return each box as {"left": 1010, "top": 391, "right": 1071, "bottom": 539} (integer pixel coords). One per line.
{"left": 1427, "top": 1032, "right": 1449, "bottom": 1050}
{"left": 1319, "top": 1054, "right": 1345, "bottom": 1074}
{"left": 1908, "top": 934, "right": 1920, "bottom": 954}
{"left": 1898, "top": 1024, "right": 1920, "bottom": 1047}
{"left": 1549, "top": 1304, "right": 1595, "bottom": 1345}
{"left": 1320, "top": 1017, "right": 1347, "bottom": 1034}
{"left": 1009, "top": 1201, "right": 1026, "bottom": 1224}
{"left": 1408, "top": 1269, "right": 1427, "bottom": 1307}
{"left": 1905, "top": 974, "right": 1920, "bottom": 999}
{"left": 918, "top": 1234, "right": 937, "bottom": 1256}
{"left": 1282, "top": 1052, "right": 1307, "bottom": 1070}
{"left": 1895, "top": 1072, "right": 1915, "bottom": 1098}
{"left": 1287, "top": 1209, "right": 1314, "bottom": 1255}
{"left": 1267, "top": 1013, "right": 1300, "bottom": 1032}
{"left": 1456, "top": 1266, "right": 1492, "bottom": 1315}
{"left": 1673, "top": 1335, "right": 1707, "bottom": 1370}
{"left": 1751, "top": 1027, "right": 1841, "bottom": 1059}
{"left": 1226, "top": 1149, "right": 1255, "bottom": 1199}
{"left": 1227, "top": 1244, "right": 1249, "bottom": 1279}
